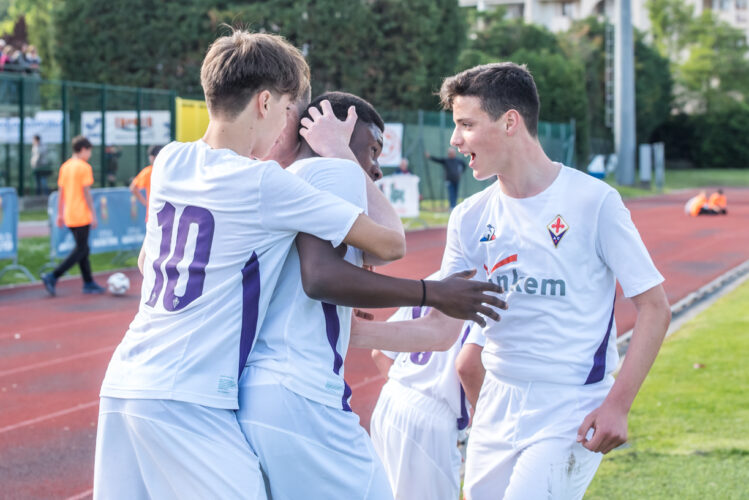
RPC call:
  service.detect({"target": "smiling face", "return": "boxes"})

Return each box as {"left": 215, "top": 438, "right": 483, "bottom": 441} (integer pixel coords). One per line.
{"left": 450, "top": 95, "right": 506, "bottom": 181}
{"left": 349, "top": 121, "right": 384, "bottom": 181}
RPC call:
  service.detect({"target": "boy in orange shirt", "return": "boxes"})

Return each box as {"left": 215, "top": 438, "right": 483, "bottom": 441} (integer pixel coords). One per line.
{"left": 129, "top": 144, "right": 162, "bottom": 220}
{"left": 42, "top": 135, "right": 104, "bottom": 295}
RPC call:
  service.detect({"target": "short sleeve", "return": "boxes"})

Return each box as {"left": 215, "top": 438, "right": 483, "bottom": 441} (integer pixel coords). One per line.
{"left": 82, "top": 163, "right": 94, "bottom": 187}
{"left": 439, "top": 206, "right": 473, "bottom": 278}
{"left": 295, "top": 159, "right": 367, "bottom": 212}
{"left": 596, "top": 191, "right": 664, "bottom": 297}
{"left": 133, "top": 168, "right": 148, "bottom": 189}
{"left": 462, "top": 321, "right": 486, "bottom": 347}
{"left": 259, "top": 163, "right": 363, "bottom": 248}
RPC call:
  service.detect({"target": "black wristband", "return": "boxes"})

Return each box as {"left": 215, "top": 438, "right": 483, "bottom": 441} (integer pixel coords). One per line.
{"left": 419, "top": 279, "right": 426, "bottom": 308}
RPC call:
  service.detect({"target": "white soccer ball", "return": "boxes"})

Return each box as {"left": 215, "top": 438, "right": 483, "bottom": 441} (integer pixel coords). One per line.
{"left": 107, "top": 272, "right": 130, "bottom": 295}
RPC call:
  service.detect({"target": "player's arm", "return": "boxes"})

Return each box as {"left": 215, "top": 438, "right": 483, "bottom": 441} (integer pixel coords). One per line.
{"left": 56, "top": 186, "right": 65, "bottom": 227}
{"left": 361, "top": 176, "right": 405, "bottom": 266}
{"left": 129, "top": 176, "right": 147, "bottom": 207}
{"left": 577, "top": 284, "right": 670, "bottom": 454}
{"left": 371, "top": 350, "right": 395, "bottom": 379}
{"left": 343, "top": 214, "right": 405, "bottom": 262}
{"left": 350, "top": 307, "right": 465, "bottom": 351}
{"left": 83, "top": 186, "right": 97, "bottom": 229}
{"left": 297, "top": 234, "right": 505, "bottom": 325}
{"left": 456, "top": 343, "right": 485, "bottom": 410}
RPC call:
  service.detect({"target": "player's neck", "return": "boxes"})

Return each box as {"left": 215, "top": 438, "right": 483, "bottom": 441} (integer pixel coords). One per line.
{"left": 202, "top": 115, "right": 260, "bottom": 159}
{"left": 496, "top": 141, "right": 559, "bottom": 199}
{"left": 294, "top": 141, "right": 319, "bottom": 163}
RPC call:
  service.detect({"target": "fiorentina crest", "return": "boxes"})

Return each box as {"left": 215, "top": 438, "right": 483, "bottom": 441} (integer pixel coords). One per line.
{"left": 547, "top": 214, "right": 568, "bottom": 248}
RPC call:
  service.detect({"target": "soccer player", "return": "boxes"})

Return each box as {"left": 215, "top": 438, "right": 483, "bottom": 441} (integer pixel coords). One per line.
{"left": 369, "top": 272, "right": 486, "bottom": 500}
{"left": 94, "top": 31, "right": 408, "bottom": 499}
{"left": 438, "top": 63, "right": 671, "bottom": 499}
{"left": 129, "top": 144, "right": 162, "bottom": 220}
{"left": 237, "top": 92, "right": 506, "bottom": 500}
{"left": 42, "top": 135, "right": 105, "bottom": 296}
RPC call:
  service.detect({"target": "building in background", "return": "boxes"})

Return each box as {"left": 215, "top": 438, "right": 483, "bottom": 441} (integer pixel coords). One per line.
{"left": 459, "top": 0, "right": 748, "bottom": 36}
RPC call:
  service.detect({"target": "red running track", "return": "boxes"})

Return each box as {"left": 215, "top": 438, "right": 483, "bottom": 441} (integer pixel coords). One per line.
{"left": 1, "top": 188, "right": 748, "bottom": 499}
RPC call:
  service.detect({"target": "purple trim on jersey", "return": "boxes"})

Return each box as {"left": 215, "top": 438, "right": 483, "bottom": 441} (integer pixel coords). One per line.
{"left": 322, "top": 302, "right": 352, "bottom": 412}
{"left": 411, "top": 306, "right": 432, "bottom": 320}
{"left": 342, "top": 382, "right": 352, "bottom": 412}
{"left": 238, "top": 252, "right": 260, "bottom": 379}
{"left": 584, "top": 295, "right": 616, "bottom": 385}
{"left": 457, "top": 323, "right": 472, "bottom": 430}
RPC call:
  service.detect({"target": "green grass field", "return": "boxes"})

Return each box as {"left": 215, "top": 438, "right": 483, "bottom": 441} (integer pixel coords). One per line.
{"left": 0, "top": 236, "right": 137, "bottom": 286}
{"left": 585, "top": 279, "right": 749, "bottom": 499}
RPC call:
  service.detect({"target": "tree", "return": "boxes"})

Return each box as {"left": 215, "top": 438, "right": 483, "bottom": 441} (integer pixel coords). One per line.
{"left": 648, "top": 0, "right": 749, "bottom": 113}
{"left": 53, "top": 0, "right": 213, "bottom": 95}
{"left": 458, "top": 14, "right": 589, "bottom": 163}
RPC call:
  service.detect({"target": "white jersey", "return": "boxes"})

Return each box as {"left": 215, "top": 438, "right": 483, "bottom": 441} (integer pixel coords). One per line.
{"left": 245, "top": 157, "right": 368, "bottom": 411}
{"left": 441, "top": 165, "right": 663, "bottom": 385}
{"left": 382, "top": 298, "right": 482, "bottom": 430}
{"left": 100, "top": 141, "right": 363, "bottom": 409}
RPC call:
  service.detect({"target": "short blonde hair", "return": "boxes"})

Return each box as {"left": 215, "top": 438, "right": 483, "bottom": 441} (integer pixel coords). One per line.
{"left": 200, "top": 30, "right": 310, "bottom": 119}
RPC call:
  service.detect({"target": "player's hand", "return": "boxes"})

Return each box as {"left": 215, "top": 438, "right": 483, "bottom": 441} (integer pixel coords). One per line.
{"left": 576, "top": 400, "right": 628, "bottom": 454}
{"left": 90, "top": 215, "right": 98, "bottom": 229}
{"left": 299, "top": 100, "right": 357, "bottom": 160}
{"left": 426, "top": 269, "right": 506, "bottom": 327}
{"left": 422, "top": 307, "right": 463, "bottom": 351}
{"left": 56, "top": 214, "right": 64, "bottom": 228}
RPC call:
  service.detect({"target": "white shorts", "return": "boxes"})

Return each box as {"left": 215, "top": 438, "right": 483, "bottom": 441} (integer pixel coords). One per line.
{"left": 237, "top": 375, "right": 393, "bottom": 500}
{"left": 94, "top": 397, "right": 266, "bottom": 500}
{"left": 369, "top": 379, "right": 461, "bottom": 500}
{"left": 463, "top": 373, "right": 613, "bottom": 500}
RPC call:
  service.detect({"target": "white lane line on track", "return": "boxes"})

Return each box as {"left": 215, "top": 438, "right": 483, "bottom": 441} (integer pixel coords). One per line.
{"left": 0, "top": 345, "right": 116, "bottom": 378}
{"left": 0, "top": 400, "right": 98, "bottom": 435}
{"left": 0, "top": 311, "right": 126, "bottom": 341}
{"left": 65, "top": 488, "right": 93, "bottom": 500}
{"left": 350, "top": 375, "right": 384, "bottom": 390}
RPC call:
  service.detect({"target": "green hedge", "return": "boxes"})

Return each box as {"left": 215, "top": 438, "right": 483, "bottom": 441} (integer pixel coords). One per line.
{"left": 653, "top": 108, "right": 749, "bottom": 168}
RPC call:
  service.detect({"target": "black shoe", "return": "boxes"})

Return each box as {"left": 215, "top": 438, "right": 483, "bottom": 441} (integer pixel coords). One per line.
{"left": 83, "top": 281, "right": 105, "bottom": 294}
{"left": 41, "top": 273, "right": 57, "bottom": 296}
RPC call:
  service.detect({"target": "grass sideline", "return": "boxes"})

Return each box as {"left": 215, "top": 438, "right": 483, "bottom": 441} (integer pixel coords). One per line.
{"left": 0, "top": 236, "right": 138, "bottom": 286}
{"left": 585, "top": 279, "right": 749, "bottom": 499}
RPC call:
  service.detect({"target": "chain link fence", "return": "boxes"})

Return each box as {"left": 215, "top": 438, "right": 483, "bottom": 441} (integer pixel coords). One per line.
{"left": 0, "top": 74, "right": 175, "bottom": 196}
{"left": 380, "top": 110, "right": 576, "bottom": 205}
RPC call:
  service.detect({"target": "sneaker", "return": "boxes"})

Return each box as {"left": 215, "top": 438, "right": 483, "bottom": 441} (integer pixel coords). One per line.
{"left": 82, "top": 281, "right": 105, "bottom": 294}
{"left": 41, "top": 273, "right": 57, "bottom": 296}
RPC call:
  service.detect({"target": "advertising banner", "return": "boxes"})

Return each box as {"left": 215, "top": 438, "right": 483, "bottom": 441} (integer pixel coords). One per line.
{"left": 48, "top": 188, "right": 147, "bottom": 258}
{"left": 81, "top": 110, "right": 171, "bottom": 145}
{"left": 379, "top": 123, "right": 404, "bottom": 167}
{"left": 376, "top": 174, "right": 420, "bottom": 218}
{"left": 0, "top": 188, "right": 19, "bottom": 259}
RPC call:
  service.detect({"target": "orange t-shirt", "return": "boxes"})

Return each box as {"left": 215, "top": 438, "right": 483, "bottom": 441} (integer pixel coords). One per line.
{"left": 57, "top": 158, "right": 94, "bottom": 227}
{"left": 708, "top": 193, "right": 726, "bottom": 209}
{"left": 132, "top": 165, "right": 153, "bottom": 220}
{"left": 688, "top": 193, "right": 707, "bottom": 217}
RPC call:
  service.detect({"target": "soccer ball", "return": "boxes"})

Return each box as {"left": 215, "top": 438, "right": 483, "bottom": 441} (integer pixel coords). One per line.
{"left": 107, "top": 272, "right": 130, "bottom": 295}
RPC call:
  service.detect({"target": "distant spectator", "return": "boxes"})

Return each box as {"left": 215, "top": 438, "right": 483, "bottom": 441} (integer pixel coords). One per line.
{"left": 41, "top": 135, "right": 105, "bottom": 296}
{"left": 24, "top": 45, "right": 41, "bottom": 70}
{"left": 708, "top": 189, "right": 727, "bottom": 215}
{"left": 129, "top": 144, "right": 162, "bottom": 221}
{"left": 30, "top": 134, "right": 52, "bottom": 196}
{"left": 394, "top": 158, "right": 412, "bottom": 175}
{"left": 104, "top": 146, "right": 121, "bottom": 187}
{"left": 425, "top": 147, "right": 466, "bottom": 209}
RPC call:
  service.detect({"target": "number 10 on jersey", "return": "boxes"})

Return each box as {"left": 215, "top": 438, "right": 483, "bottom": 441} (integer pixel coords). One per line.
{"left": 145, "top": 202, "right": 215, "bottom": 311}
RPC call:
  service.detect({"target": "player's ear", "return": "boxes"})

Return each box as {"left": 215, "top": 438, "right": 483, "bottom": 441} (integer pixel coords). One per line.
{"left": 257, "top": 90, "right": 272, "bottom": 118}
